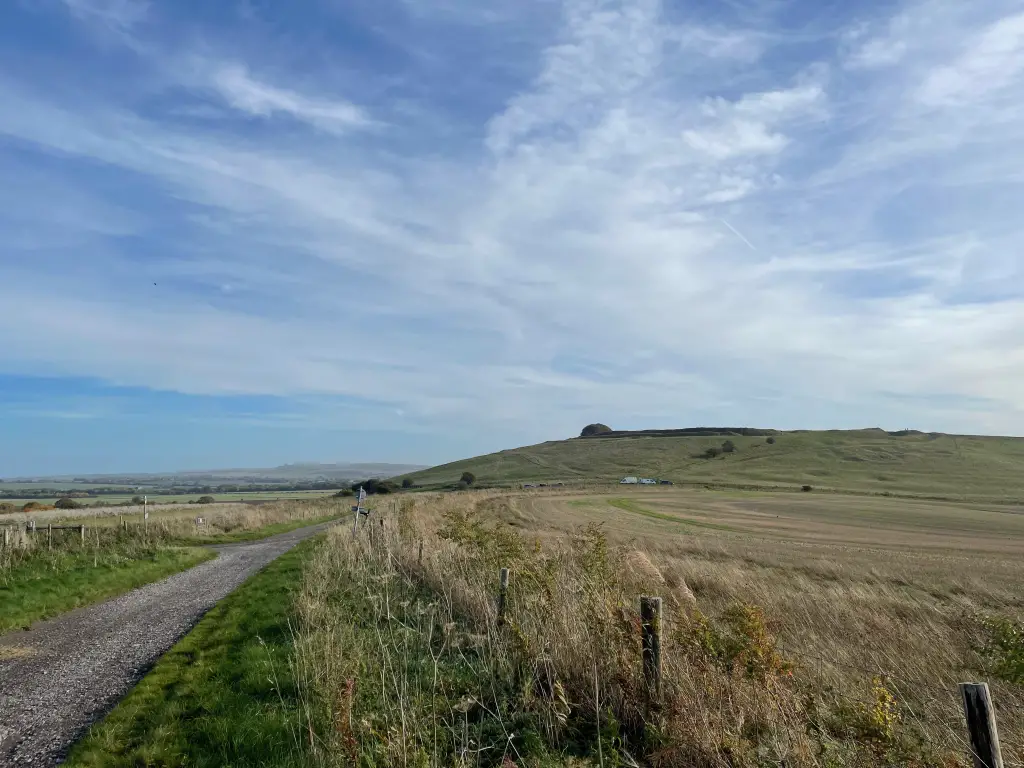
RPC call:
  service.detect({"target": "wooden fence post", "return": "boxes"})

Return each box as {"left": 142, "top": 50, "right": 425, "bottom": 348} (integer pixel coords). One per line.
{"left": 418, "top": 539, "right": 423, "bottom": 566}
{"left": 80, "top": 524, "right": 86, "bottom": 546}
{"left": 497, "top": 568, "right": 510, "bottom": 627}
{"left": 48, "top": 524, "right": 52, "bottom": 551}
{"left": 960, "top": 682, "right": 1003, "bottom": 768}
{"left": 640, "top": 596, "right": 663, "bottom": 703}
{"left": 3, "top": 527, "right": 9, "bottom": 549}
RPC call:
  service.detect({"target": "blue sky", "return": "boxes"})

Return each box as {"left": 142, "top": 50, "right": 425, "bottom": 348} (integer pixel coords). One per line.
{"left": 2, "top": 0, "right": 1023, "bottom": 476}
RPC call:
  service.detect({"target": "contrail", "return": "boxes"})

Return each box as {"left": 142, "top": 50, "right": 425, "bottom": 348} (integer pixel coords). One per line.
{"left": 719, "top": 219, "right": 757, "bottom": 251}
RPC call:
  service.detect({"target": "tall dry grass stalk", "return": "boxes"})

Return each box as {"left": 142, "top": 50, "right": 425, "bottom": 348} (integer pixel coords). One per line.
{"left": 293, "top": 492, "right": 1024, "bottom": 767}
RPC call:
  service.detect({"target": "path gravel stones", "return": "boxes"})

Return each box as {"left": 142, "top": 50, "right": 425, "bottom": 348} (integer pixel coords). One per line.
{"left": 0, "top": 521, "right": 336, "bottom": 766}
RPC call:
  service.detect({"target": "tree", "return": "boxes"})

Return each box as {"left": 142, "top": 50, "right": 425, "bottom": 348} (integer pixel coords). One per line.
{"left": 580, "top": 423, "right": 612, "bottom": 437}
{"left": 131, "top": 495, "right": 144, "bottom": 505}
{"left": 401, "top": 478, "right": 414, "bottom": 489}
{"left": 766, "top": 437, "right": 776, "bottom": 445}
{"left": 55, "top": 497, "right": 81, "bottom": 509}
{"left": 722, "top": 440, "right": 736, "bottom": 453}
{"left": 460, "top": 471, "right": 476, "bottom": 485}
{"left": 703, "top": 446, "right": 722, "bottom": 459}
{"left": 197, "top": 495, "right": 216, "bottom": 504}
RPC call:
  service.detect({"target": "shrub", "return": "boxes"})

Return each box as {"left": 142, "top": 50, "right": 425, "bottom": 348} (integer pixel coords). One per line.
{"left": 0, "top": 502, "right": 16, "bottom": 513}
{"left": 459, "top": 471, "right": 476, "bottom": 485}
{"left": 456, "top": 480, "right": 470, "bottom": 490}
{"left": 704, "top": 446, "right": 722, "bottom": 459}
{"left": 580, "top": 423, "right": 612, "bottom": 437}
{"left": 55, "top": 497, "right": 82, "bottom": 509}
{"left": 766, "top": 437, "right": 776, "bottom": 444}
{"left": 801, "top": 485, "right": 813, "bottom": 492}
{"left": 722, "top": 439, "right": 736, "bottom": 453}
{"left": 980, "top": 615, "right": 1024, "bottom": 684}
{"left": 401, "top": 478, "right": 414, "bottom": 489}
{"left": 197, "top": 495, "right": 216, "bottom": 504}
{"left": 334, "top": 488, "right": 355, "bottom": 498}
{"left": 131, "top": 495, "right": 144, "bottom": 505}
{"left": 350, "top": 478, "right": 398, "bottom": 495}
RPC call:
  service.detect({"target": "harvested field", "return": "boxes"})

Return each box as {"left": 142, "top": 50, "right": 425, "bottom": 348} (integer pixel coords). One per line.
{"left": 293, "top": 487, "right": 1024, "bottom": 767}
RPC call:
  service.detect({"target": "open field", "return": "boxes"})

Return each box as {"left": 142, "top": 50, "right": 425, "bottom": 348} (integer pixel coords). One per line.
{"left": 0, "top": 499, "right": 345, "bottom": 633}
{"left": 291, "top": 487, "right": 1024, "bottom": 767}
{"left": 401, "top": 428, "right": 1024, "bottom": 502}
{"left": 0, "top": 489, "right": 337, "bottom": 509}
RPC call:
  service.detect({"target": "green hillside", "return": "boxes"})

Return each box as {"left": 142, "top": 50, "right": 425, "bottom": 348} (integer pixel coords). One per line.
{"left": 402, "top": 429, "right": 1024, "bottom": 502}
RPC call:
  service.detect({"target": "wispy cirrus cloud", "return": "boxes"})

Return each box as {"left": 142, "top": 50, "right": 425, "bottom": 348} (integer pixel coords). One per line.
{"left": 1, "top": 0, "right": 1024, "bottom": 475}
{"left": 208, "top": 64, "right": 373, "bottom": 133}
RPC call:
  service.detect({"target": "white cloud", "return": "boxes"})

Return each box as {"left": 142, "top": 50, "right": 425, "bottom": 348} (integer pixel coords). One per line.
{"left": 917, "top": 11, "right": 1024, "bottom": 106}
{"left": 61, "top": 0, "right": 147, "bottom": 31}
{"left": 2, "top": 0, "right": 1024, "bottom": 445}
{"left": 209, "top": 65, "right": 372, "bottom": 133}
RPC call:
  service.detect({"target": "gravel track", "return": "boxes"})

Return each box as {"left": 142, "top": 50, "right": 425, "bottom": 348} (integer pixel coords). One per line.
{"left": 0, "top": 521, "right": 336, "bottom": 766}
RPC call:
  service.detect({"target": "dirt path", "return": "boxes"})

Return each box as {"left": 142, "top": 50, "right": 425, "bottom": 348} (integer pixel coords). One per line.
{"left": 0, "top": 521, "right": 336, "bottom": 766}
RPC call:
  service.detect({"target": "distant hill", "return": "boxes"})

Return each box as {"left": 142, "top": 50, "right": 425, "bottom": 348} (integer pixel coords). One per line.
{"left": 399, "top": 429, "right": 1024, "bottom": 502}
{"left": 6, "top": 462, "right": 427, "bottom": 486}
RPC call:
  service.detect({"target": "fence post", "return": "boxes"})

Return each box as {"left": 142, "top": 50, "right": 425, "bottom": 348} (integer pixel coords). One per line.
{"left": 960, "top": 682, "right": 1003, "bottom": 768}
{"left": 418, "top": 539, "right": 423, "bottom": 566}
{"left": 497, "top": 568, "right": 510, "bottom": 626}
{"left": 48, "top": 524, "right": 52, "bottom": 550}
{"left": 3, "top": 527, "right": 8, "bottom": 548}
{"left": 640, "top": 596, "right": 663, "bottom": 703}
{"left": 80, "top": 524, "right": 86, "bottom": 545}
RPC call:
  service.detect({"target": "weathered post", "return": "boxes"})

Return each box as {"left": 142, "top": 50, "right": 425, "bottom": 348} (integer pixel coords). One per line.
{"left": 417, "top": 539, "right": 423, "bottom": 566}
{"left": 497, "top": 567, "right": 510, "bottom": 627}
{"left": 48, "top": 524, "right": 52, "bottom": 551}
{"left": 3, "top": 527, "right": 9, "bottom": 548}
{"left": 80, "top": 524, "right": 86, "bottom": 546}
{"left": 640, "top": 596, "right": 663, "bottom": 703}
{"left": 960, "top": 682, "right": 1003, "bottom": 768}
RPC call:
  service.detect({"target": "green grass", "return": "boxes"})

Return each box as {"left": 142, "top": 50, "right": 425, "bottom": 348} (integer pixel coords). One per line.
{"left": 400, "top": 428, "right": 1024, "bottom": 502}
{"left": 66, "top": 539, "right": 317, "bottom": 768}
{"left": 0, "top": 547, "right": 215, "bottom": 634}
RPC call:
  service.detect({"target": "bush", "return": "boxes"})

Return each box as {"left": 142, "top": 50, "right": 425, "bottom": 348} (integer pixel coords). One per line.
{"left": 350, "top": 479, "right": 398, "bottom": 495}
{"left": 801, "top": 485, "right": 813, "bottom": 492}
{"left": 703, "top": 447, "right": 722, "bottom": 459}
{"left": 459, "top": 471, "right": 476, "bottom": 486}
{"left": 0, "top": 502, "right": 16, "bottom": 513}
{"left": 766, "top": 437, "right": 776, "bottom": 444}
{"left": 722, "top": 440, "right": 736, "bottom": 453}
{"left": 334, "top": 488, "right": 355, "bottom": 498}
{"left": 456, "top": 480, "right": 470, "bottom": 490}
{"left": 197, "top": 495, "right": 216, "bottom": 504}
{"left": 55, "top": 497, "right": 82, "bottom": 509}
{"left": 131, "top": 495, "right": 144, "bottom": 505}
{"left": 580, "top": 423, "right": 613, "bottom": 437}
{"left": 401, "top": 478, "right": 414, "bottom": 489}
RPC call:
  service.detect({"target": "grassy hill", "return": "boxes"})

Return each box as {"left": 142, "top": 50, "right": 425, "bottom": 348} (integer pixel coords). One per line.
{"left": 402, "top": 429, "right": 1024, "bottom": 502}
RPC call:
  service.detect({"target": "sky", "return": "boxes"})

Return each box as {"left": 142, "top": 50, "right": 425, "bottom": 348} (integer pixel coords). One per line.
{"left": 1, "top": 0, "right": 1024, "bottom": 476}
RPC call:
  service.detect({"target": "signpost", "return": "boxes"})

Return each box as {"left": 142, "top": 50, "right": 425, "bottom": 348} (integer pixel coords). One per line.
{"left": 351, "top": 486, "right": 368, "bottom": 536}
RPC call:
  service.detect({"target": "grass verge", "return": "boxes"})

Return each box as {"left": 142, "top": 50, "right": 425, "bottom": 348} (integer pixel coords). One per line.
{"left": 0, "top": 547, "right": 214, "bottom": 634}
{"left": 65, "top": 538, "right": 317, "bottom": 768}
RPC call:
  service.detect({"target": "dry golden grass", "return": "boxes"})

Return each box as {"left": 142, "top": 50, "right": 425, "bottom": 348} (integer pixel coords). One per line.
{"left": 294, "top": 489, "right": 1024, "bottom": 767}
